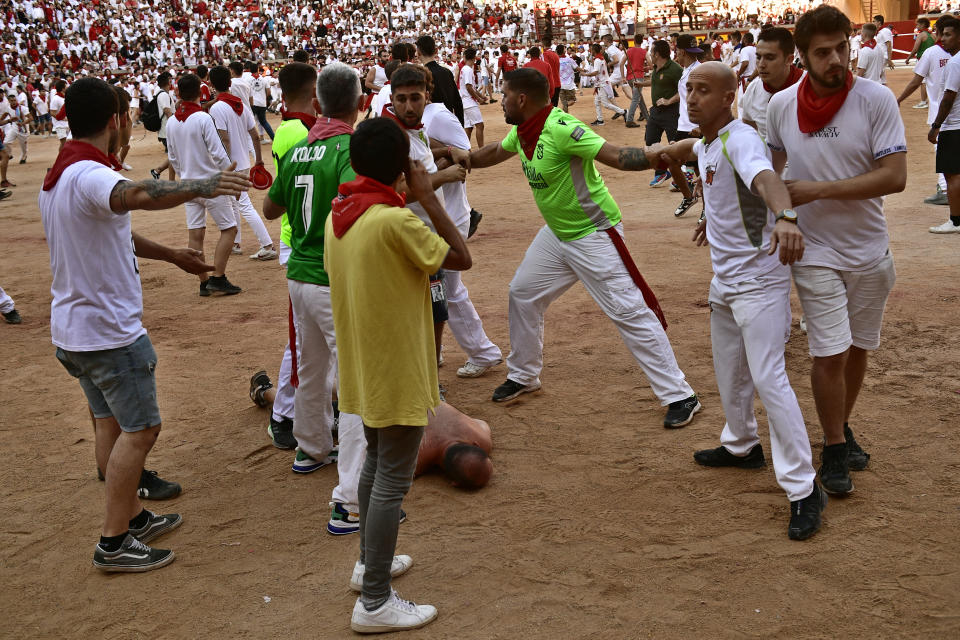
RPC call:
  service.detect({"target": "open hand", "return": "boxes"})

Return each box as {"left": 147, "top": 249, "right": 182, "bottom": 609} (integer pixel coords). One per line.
{"left": 205, "top": 162, "right": 252, "bottom": 199}
{"left": 170, "top": 248, "right": 215, "bottom": 275}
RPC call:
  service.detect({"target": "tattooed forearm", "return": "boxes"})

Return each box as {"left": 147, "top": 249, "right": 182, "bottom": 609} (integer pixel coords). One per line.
{"left": 618, "top": 146, "right": 651, "bottom": 171}
{"left": 110, "top": 175, "right": 222, "bottom": 213}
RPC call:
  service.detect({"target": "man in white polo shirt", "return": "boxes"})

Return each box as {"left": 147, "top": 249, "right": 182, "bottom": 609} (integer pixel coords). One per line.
{"left": 766, "top": 5, "right": 906, "bottom": 497}
{"left": 928, "top": 28, "right": 960, "bottom": 236}
{"left": 49, "top": 79, "right": 69, "bottom": 149}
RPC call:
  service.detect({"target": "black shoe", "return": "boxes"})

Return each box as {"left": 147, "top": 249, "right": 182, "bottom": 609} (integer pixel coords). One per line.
{"left": 150, "top": 168, "right": 161, "bottom": 180}
{"left": 3, "top": 308, "right": 22, "bottom": 324}
{"left": 0, "top": 190, "right": 10, "bottom": 200}
{"left": 625, "top": 121, "right": 640, "bottom": 128}
{"left": 250, "top": 369, "right": 272, "bottom": 407}
{"left": 468, "top": 208, "right": 483, "bottom": 238}
{"left": 590, "top": 119, "right": 604, "bottom": 126}
{"left": 93, "top": 534, "right": 175, "bottom": 573}
{"left": 788, "top": 484, "right": 827, "bottom": 540}
{"left": 818, "top": 443, "right": 853, "bottom": 495}
{"left": 693, "top": 443, "right": 766, "bottom": 468}
{"left": 268, "top": 416, "right": 297, "bottom": 449}
{"left": 612, "top": 112, "right": 622, "bottom": 120}
{"left": 492, "top": 378, "right": 542, "bottom": 402}
{"left": 138, "top": 469, "right": 182, "bottom": 500}
{"left": 129, "top": 510, "right": 183, "bottom": 544}
{"left": 199, "top": 280, "right": 210, "bottom": 297}
{"left": 674, "top": 196, "right": 698, "bottom": 217}
{"left": 205, "top": 275, "right": 242, "bottom": 295}
{"left": 664, "top": 394, "right": 701, "bottom": 428}
{"left": 844, "top": 424, "right": 870, "bottom": 471}
{"left": 19, "top": 158, "right": 26, "bottom": 164}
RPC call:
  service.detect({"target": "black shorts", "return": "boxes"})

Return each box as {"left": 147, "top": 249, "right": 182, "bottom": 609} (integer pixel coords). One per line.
{"left": 159, "top": 137, "right": 168, "bottom": 152}
{"left": 429, "top": 270, "right": 448, "bottom": 323}
{"left": 936, "top": 130, "right": 960, "bottom": 175}
{"left": 551, "top": 87, "right": 560, "bottom": 107}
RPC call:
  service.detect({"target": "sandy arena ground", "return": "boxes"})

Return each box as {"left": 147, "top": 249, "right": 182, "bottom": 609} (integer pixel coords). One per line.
{"left": 1, "top": 69, "right": 958, "bottom": 638}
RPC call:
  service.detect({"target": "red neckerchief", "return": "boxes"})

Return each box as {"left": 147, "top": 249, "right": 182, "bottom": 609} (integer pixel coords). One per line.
{"left": 282, "top": 110, "right": 317, "bottom": 129}
{"left": 55, "top": 91, "right": 64, "bottom": 98}
{"left": 763, "top": 65, "right": 803, "bottom": 95}
{"left": 330, "top": 175, "right": 406, "bottom": 238}
{"left": 796, "top": 71, "right": 853, "bottom": 134}
{"left": 861, "top": 38, "right": 877, "bottom": 49}
{"left": 381, "top": 105, "right": 423, "bottom": 130}
{"left": 516, "top": 105, "right": 552, "bottom": 160}
{"left": 216, "top": 91, "right": 243, "bottom": 115}
{"left": 42, "top": 140, "right": 113, "bottom": 191}
{"left": 307, "top": 116, "right": 354, "bottom": 144}
{"left": 107, "top": 153, "right": 123, "bottom": 171}
{"left": 174, "top": 100, "right": 203, "bottom": 121}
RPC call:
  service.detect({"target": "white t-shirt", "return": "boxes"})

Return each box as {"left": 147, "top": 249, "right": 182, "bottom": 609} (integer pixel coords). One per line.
{"left": 766, "top": 78, "right": 906, "bottom": 271}
{"left": 918, "top": 46, "right": 956, "bottom": 127}
{"left": 210, "top": 99, "right": 257, "bottom": 170}
{"left": 677, "top": 60, "right": 700, "bottom": 133}
{"left": 386, "top": 109, "right": 446, "bottom": 230}
{"left": 230, "top": 76, "right": 253, "bottom": 107}
{"left": 739, "top": 77, "right": 773, "bottom": 139}
{"left": 875, "top": 26, "right": 893, "bottom": 61}
{"left": 49, "top": 92, "right": 67, "bottom": 129}
{"left": 250, "top": 75, "right": 269, "bottom": 107}
{"left": 371, "top": 84, "right": 392, "bottom": 117}
{"left": 738, "top": 45, "right": 757, "bottom": 78}
{"left": 166, "top": 110, "right": 232, "bottom": 179}
{"left": 156, "top": 90, "right": 173, "bottom": 138}
{"left": 606, "top": 43, "right": 623, "bottom": 79}
{"left": 558, "top": 56, "right": 576, "bottom": 90}
{"left": 459, "top": 64, "right": 479, "bottom": 109}
{"left": 695, "top": 119, "right": 781, "bottom": 284}
{"left": 40, "top": 161, "right": 144, "bottom": 351}
{"left": 941, "top": 52, "right": 960, "bottom": 132}
{"left": 857, "top": 44, "right": 885, "bottom": 84}
{"left": 34, "top": 94, "right": 49, "bottom": 115}
{"left": 422, "top": 102, "right": 470, "bottom": 230}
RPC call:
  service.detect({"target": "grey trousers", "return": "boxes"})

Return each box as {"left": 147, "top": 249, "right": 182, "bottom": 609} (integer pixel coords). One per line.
{"left": 358, "top": 424, "right": 424, "bottom": 609}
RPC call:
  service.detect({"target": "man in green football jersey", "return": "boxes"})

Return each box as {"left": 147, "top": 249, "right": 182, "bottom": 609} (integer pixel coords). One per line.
{"left": 465, "top": 68, "right": 701, "bottom": 428}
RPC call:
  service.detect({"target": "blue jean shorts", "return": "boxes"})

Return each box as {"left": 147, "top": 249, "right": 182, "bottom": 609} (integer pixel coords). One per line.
{"left": 55, "top": 334, "right": 161, "bottom": 432}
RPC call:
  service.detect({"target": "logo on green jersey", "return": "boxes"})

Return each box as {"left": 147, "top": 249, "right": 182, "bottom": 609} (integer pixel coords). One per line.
{"left": 520, "top": 158, "right": 548, "bottom": 190}
{"left": 290, "top": 144, "right": 328, "bottom": 163}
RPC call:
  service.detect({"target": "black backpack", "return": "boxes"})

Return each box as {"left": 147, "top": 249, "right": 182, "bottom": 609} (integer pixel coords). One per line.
{"left": 141, "top": 92, "right": 163, "bottom": 132}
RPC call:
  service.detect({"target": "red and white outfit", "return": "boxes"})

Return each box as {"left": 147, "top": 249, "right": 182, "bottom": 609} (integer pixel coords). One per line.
{"left": 458, "top": 63, "right": 483, "bottom": 128}
{"left": 915, "top": 44, "right": 954, "bottom": 192}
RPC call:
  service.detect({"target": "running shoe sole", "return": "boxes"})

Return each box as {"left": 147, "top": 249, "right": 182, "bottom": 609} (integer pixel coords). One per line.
{"left": 493, "top": 381, "right": 542, "bottom": 403}
{"left": 94, "top": 550, "right": 175, "bottom": 573}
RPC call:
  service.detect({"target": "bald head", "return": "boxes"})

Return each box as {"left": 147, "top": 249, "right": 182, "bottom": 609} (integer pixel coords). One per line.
{"left": 691, "top": 61, "right": 739, "bottom": 91}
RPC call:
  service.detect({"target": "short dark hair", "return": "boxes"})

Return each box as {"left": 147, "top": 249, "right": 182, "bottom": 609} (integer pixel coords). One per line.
{"left": 742, "top": 32, "right": 755, "bottom": 45}
{"left": 390, "top": 63, "right": 430, "bottom": 92}
{"left": 350, "top": 118, "right": 408, "bottom": 185}
{"left": 730, "top": 30, "right": 742, "bottom": 41}
{"left": 465, "top": 47, "right": 477, "bottom": 60}
{"left": 500, "top": 44, "right": 509, "bottom": 54}
{"left": 862, "top": 22, "right": 878, "bottom": 38}
{"left": 873, "top": 14, "right": 884, "bottom": 24}
{"left": 556, "top": 44, "right": 565, "bottom": 55}
{"left": 196, "top": 64, "right": 208, "bottom": 80}
{"left": 278, "top": 62, "right": 317, "bottom": 103}
{"left": 503, "top": 68, "right": 550, "bottom": 104}
{"left": 651, "top": 39, "right": 671, "bottom": 60}
{"left": 794, "top": 5, "right": 852, "bottom": 54}
{"left": 936, "top": 15, "right": 960, "bottom": 35}
{"left": 228, "top": 60, "right": 243, "bottom": 76}
{"left": 244, "top": 60, "right": 257, "bottom": 72}
{"left": 65, "top": 77, "right": 118, "bottom": 138}
{"left": 527, "top": 46, "right": 540, "bottom": 57}
{"left": 415, "top": 35, "right": 437, "bottom": 57}
{"left": 157, "top": 71, "right": 171, "bottom": 87}
{"left": 54, "top": 79, "right": 67, "bottom": 92}
{"left": 384, "top": 59, "right": 401, "bottom": 82}
{"left": 110, "top": 83, "right": 130, "bottom": 115}
{"left": 292, "top": 49, "right": 309, "bottom": 63}
{"left": 177, "top": 73, "right": 201, "bottom": 101}
{"left": 391, "top": 41, "right": 411, "bottom": 62}
{"left": 917, "top": 17, "right": 931, "bottom": 29}
{"left": 209, "top": 65, "right": 231, "bottom": 92}
{"left": 442, "top": 443, "right": 491, "bottom": 490}
{"left": 757, "top": 26, "right": 795, "bottom": 58}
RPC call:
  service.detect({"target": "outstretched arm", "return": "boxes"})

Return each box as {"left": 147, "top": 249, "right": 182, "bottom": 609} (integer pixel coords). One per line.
{"left": 597, "top": 141, "right": 694, "bottom": 198}
{"left": 132, "top": 233, "right": 214, "bottom": 274}
{"left": 110, "top": 163, "right": 250, "bottom": 212}
{"left": 897, "top": 73, "right": 924, "bottom": 105}
{"left": 467, "top": 141, "right": 516, "bottom": 169}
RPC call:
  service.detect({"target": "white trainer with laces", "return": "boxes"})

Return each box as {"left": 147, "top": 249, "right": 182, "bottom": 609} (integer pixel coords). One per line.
{"left": 351, "top": 589, "right": 437, "bottom": 634}
{"left": 349, "top": 554, "right": 414, "bottom": 592}
{"left": 250, "top": 247, "right": 278, "bottom": 260}
{"left": 456, "top": 359, "right": 502, "bottom": 378}
{"left": 913, "top": 100, "right": 928, "bottom": 109}
{"left": 929, "top": 220, "right": 960, "bottom": 234}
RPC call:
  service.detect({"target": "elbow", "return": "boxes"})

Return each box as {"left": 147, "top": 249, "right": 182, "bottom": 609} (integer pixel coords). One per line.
{"left": 891, "top": 174, "right": 907, "bottom": 194}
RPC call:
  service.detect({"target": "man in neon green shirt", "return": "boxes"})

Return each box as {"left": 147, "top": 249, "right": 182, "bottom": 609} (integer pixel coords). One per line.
{"left": 466, "top": 68, "right": 701, "bottom": 428}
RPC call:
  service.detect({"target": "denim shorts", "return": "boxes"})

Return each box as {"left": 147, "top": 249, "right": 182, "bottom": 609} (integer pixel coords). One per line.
{"left": 55, "top": 334, "right": 161, "bottom": 432}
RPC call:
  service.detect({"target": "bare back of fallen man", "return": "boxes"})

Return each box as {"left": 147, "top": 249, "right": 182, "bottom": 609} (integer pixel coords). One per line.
{"left": 416, "top": 402, "right": 493, "bottom": 488}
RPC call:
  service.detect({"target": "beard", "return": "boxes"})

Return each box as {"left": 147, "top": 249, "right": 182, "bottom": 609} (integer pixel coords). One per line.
{"left": 806, "top": 64, "right": 846, "bottom": 89}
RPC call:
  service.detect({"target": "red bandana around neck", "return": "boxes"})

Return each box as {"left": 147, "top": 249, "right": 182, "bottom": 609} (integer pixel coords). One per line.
{"left": 283, "top": 110, "right": 318, "bottom": 129}
{"left": 330, "top": 175, "right": 406, "bottom": 238}
{"left": 175, "top": 100, "right": 203, "bottom": 121}
{"left": 763, "top": 65, "right": 803, "bottom": 95}
{"left": 42, "top": 140, "right": 113, "bottom": 191}
{"left": 861, "top": 38, "right": 877, "bottom": 49}
{"left": 306, "top": 117, "right": 354, "bottom": 144}
{"left": 216, "top": 91, "right": 244, "bottom": 115}
{"left": 796, "top": 71, "right": 853, "bottom": 134}
{"left": 381, "top": 105, "right": 423, "bottom": 130}
{"left": 516, "top": 105, "right": 553, "bottom": 160}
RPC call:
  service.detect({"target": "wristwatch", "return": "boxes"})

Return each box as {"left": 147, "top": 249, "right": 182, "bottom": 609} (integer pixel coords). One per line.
{"left": 775, "top": 209, "right": 798, "bottom": 223}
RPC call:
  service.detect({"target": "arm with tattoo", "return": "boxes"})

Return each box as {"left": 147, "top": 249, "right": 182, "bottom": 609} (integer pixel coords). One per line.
{"left": 109, "top": 164, "right": 251, "bottom": 213}
{"left": 594, "top": 142, "right": 659, "bottom": 171}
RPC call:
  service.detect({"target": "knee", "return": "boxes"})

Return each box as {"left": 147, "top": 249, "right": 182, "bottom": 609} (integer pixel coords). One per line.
{"left": 812, "top": 352, "right": 847, "bottom": 375}
{"left": 126, "top": 424, "right": 161, "bottom": 450}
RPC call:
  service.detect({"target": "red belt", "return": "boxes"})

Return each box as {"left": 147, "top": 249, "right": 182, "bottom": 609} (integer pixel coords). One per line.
{"left": 603, "top": 227, "right": 668, "bottom": 329}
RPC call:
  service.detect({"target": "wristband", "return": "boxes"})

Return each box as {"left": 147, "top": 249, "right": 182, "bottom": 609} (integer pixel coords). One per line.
{"left": 932, "top": 123, "right": 942, "bottom": 129}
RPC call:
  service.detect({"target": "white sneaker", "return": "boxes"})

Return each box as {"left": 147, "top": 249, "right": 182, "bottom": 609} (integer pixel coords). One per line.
{"left": 122, "top": 162, "right": 133, "bottom": 171}
{"left": 349, "top": 554, "right": 414, "bottom": 592}
{"left": 231, "top": 245, "right": 243, "bottom": 255}
{"left": 249, "top": 247, "right": 278, "bottom": 260}
{"left": 799, "top": 315, "right": 807, "bottom": 334}
{"left": 913, "top": 100, "right": 928, "bottom": 109}
{"left": 456, "top": 359, "right": 502, "bottom": 378}
{"left": 929, "top": 220, "right": 960, "bottom": 234}
{"left": 351, "top": 589, "right": 437, "bottom": 633}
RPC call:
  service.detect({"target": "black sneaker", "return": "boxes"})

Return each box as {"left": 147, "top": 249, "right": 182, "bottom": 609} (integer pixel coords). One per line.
{"left": 267, "top": 416, "right": 297, "bottom": 449}
{"left": 589, "top": 119, "right": 604, "bottom": 126}
{"left": 199, "top": 280, "right": 210, "bottom": 297}
{"left": 249, "top": 370, "right": 272, "bottom": 407}
{"left": 129, "top": 510, "right": 183, "bottom": 544}
{"left": 205, "top": 275, "right": 242, "bottom": 295}
{"left": 693, "top": 443, "right": 766, "bottom": 468}
{"left": 93, "top": 534, "right": 175, "bottom": 573}
{"left": 150, "top": 168, "right": 161, "bottom": 180}
{"left": 844, "top": 424, "right": 870, "bottom": 471}
{"left": 492, "top": 378, "right": 542, "bottom": 403}
{"left": 788, "top": 484, "right": 827, "bottom": 540}
{"left": 612, "top": 112, "right": 622, "bottom": 120}
{"left": 468, "top": 209, "right": 483, "bottom": 238}
{"left": 138, "top": 469, "right": 182, "bottom": 500}
{"left": 818, "top": 443, "right": 853, "bottom": 495}
{"left": 625, "top": 121, "right": 640, "bottom": 128}
{"left": 674, "top": 196, "right": 698, "bottom": 217}
{"left": 3, "top": 308, "right": 22, "bottom": 324}
{"left": 664, "top": 394, "right": 701, "bottom": 428}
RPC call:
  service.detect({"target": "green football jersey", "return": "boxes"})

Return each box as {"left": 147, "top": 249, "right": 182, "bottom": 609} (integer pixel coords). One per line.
{"left": 501, "top": 108, "right": 621, "bottom": 242}
{"left": 271, "top": 119, "right": 310, "bottom": 248}
{"left": 268, "top": 133, "right": 355, "bottom": 286}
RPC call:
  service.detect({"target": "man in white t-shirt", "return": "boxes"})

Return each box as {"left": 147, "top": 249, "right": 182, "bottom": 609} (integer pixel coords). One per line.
{"left": 766, "top": 6, "right": 906, "bottom": 497}
{"left": 928, "top": 43, "right": 960, "bottom": 234}
{"left": 856, "top": 23, "right": 885, "bottom": 83}
{"left": 602, "top": 33, "right": 624, "bottom": 90}
{"left": 458, "top": 47, "right": 488, "bottom": 147}
{"left": 149, "top": 72, "right": 175, "bottom": 180}
{"left": 898, "top": 15, "right": 959, "bottom": 214}
{"left": 165, "top": 73, "right": 242, "bottom": 297}
{"left": 209, "top": 65, "right": 277, "bottom": 261}
{"left": 665, "top": 61, "right": 823, "bottom": 540}
{"left": 581, "top": 42, "right": 626, "bottom": 125}
{"left": 249, "top": 62, "right": 275, "bottom": 141}
{"left": 873, "top": 15, "right": 895, "bottom": 72}
{"left": 736, "top": 32, "right": 758, "bottom": 86}
{"left": 49, "top": 79, "right": 69, "bottom": 148}
{"left": 41, "top": 77, "right": 249, "bottom": 573}
{"left": 740, "top": 27, "right": 804, "bottom": 141}
{"left": 557, "top": 44, "right": 578, "bottom": 113}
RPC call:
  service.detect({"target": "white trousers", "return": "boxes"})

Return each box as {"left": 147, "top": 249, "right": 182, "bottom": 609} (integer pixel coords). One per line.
{"left": 709, "top": 268, "right": 815, "bottom": 502}
{"left": 0, "top": 285, "right": 14, "bottom": 313}
{"left": 507, "top": 224, "right": 693, "bottom": 405}
{"left": 594, "top": 89, "right": 625, "bottom": 121}
{"left": 443, "top": 218, "right": 502, "bottom": 366}
{"left": 272, "top": 242, "right": 297, "bottom": 422}
{"left": 232, "top": 191, "right": 273, "bottom": 248}
{"left": 287, "top": 279, "right": 364, "bottom": 511}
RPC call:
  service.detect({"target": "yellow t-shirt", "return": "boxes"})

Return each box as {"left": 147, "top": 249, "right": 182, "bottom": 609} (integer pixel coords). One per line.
{"left": 324, "top": 204, "right": 450, "bottom": 427}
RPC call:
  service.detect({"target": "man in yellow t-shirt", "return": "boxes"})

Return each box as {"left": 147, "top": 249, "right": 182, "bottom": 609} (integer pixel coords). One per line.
{"left": 324, "top": 117, "right": 471, "bottom": 634}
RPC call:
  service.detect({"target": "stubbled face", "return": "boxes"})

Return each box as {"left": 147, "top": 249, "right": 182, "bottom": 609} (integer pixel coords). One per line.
{"left": 756, "top": 40, "right": 790, "bottom": 84}
{"left": 941, "top": 26, "right": 960, "bottom": 55}
{"left": 390, "top": 84, "right": 426, "bottom": 128}
{"left": 799, "top": 32, "right": 850, "bottom": 90}
{"left": 501, "top": 81, "right": 524, "bottom": 125}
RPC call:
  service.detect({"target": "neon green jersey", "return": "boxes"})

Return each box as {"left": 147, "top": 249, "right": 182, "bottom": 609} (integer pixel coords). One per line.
{"left": 501, "top": 108, "right": 621, "bottom": 242}
{"left": 271, "top": 119, "right": 310, "bottom": 247}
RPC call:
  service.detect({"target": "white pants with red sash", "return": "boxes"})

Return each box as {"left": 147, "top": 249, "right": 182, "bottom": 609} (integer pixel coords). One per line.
{"left": 505, "top": 224, "right": 693, "bottom": 405}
